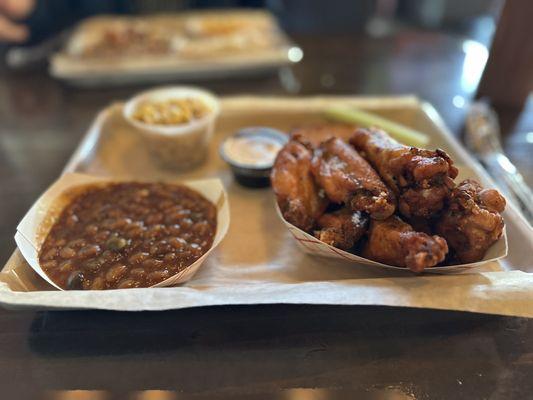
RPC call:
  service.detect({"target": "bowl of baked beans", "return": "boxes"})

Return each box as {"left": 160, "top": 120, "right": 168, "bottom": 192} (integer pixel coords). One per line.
{"left": 15, "top": 173, "right": 229, "bottom": 290}
{"left": 123, "top": 86, "right": 220, "bottom": 171}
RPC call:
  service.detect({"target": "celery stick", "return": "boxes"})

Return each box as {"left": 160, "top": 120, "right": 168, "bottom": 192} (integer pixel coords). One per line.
{"left": 324, "top": 106, "right": 429, "bottom": 147}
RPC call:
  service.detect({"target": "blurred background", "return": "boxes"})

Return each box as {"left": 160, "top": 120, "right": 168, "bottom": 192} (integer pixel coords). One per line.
{"left": 0, "top": 0, "right": 505, "bottom": 42}
{"left": 0, "top": 0, "right": 514, "bottom": 128}
{"left": 0, "top": 0, "right": 504, "bottom": 43}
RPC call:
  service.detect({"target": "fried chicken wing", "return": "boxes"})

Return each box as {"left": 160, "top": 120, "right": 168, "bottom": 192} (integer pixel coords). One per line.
{"left": 271, "top": 138, "right": 328, "bottom": 231}
{"left": 314, "top": 208, "right": 369, "bottom": 250}
{"left": 436, "top": 179, "right": 505, "bottom": 263}
{"left": 311, "top": 137, "right": 396, "bottom": 220}
{"left": 291, "top": 123, "right": 357, "bottom": 147}
{"left": 363, "top": 216, "right": 448, "bottom": 272}
{"left": 350, "top": 128, "right": 458, "bottom": 219}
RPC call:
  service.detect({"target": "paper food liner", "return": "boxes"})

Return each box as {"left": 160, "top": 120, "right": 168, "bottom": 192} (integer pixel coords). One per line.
{"left": 14, "top": 173, "right": 230, "bottom": 290}
{"left": 275, "top": 205, "right": 508, "bottom": 275}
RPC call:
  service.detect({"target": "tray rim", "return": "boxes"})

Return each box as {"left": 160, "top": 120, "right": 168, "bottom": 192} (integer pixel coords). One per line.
{"left": 2, "top": 95, "right": 532, "bottom": 313}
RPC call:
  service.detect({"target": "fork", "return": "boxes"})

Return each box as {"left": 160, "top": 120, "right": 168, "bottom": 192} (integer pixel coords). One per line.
{"left": 465, "top": 101, "right": 533, "bottom": 223}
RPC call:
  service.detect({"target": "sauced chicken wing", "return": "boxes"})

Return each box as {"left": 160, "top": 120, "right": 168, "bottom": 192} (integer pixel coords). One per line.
{"left": 311, "top": 137, "right": 396, "bottom": 220}
{"left": 350, "top": 128, "right": 458, "bottom": 219}
{"left": 314, "top": 208, "right": 369, "bottom": 250}
{"left": 271, "top": 138, "right": 328, "bottom": 231}
{"left": 363, "top": 216, "right": 448, "bottom": 272}
{"left": 436, "top": 179, "right": 505, "bottom": 263}
{"left": 290, "top": 123, "right": 357, "bottom": 147}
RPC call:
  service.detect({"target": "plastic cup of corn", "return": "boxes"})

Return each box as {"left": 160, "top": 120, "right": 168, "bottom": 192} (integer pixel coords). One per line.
{"left": 123, "top": 86, "right": 220, "bottom": 171}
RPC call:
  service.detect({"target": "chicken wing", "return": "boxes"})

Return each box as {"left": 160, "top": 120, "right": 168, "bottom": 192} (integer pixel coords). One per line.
{"left": 271, "top": 138, "right": 328, "bottom": 231}
{"left": 291, "top": 123, "right": 357, "bottom": 147}
{"left": 314, "top": 208, "right": 369, "bottom": 250}
{"left": 363, "top": 216, "right": 448, "bottom": 272}
{"left": 350, "top": 128, "right": 458, "bottom": 219}
{"left": 311, "top": 137, "right": 396, "bottom": 220}
{"left": 436, "top": 179, "right": 505, "bottom": 263}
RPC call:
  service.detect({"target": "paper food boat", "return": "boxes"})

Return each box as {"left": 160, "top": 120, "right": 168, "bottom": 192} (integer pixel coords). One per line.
{"left": 275, "top": 205, "right": 508, "bottom": 275}
{"left": 14, "top": 173, "right": 230, "bottom": 290}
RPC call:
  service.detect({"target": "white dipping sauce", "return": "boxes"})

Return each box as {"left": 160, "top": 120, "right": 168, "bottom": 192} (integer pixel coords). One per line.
{"left": 223, "top": 135, "right": 284, "bottom": 168}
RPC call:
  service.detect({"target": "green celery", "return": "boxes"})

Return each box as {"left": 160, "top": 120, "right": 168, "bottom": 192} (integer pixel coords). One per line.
{"left": 324, "top": 106, "right": 429, "bottom": 147}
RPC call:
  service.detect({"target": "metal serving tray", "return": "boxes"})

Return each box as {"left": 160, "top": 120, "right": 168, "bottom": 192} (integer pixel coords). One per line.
{"left": 1, "top": 96, "right": 532, "bottom": 314}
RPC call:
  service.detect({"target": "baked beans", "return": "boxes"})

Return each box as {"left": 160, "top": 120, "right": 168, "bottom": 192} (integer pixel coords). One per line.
{"left": 39, "top": 182, "right": 216, "bottom": 290}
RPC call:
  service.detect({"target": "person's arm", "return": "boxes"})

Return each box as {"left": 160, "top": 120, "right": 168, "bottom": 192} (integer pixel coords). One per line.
{"left": 0, "top": 0, "right": 34, "bottom": 42}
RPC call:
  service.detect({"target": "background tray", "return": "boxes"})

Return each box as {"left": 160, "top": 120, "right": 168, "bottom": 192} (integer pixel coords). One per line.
{"left": 50, "top": 11, "right": 300, "bottom": 87}
{"left": 1, "top": 96, "right": 532, "bottom": 314}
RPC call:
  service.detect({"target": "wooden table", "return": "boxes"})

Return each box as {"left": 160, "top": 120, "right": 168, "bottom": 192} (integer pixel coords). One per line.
{"left": 0, "top": 31, "right": 532, "bottom": 399}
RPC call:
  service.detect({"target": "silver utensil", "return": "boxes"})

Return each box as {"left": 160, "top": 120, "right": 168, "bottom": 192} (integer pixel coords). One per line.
{"left": 465, "top": 101, "right": 533, "bottom": 223}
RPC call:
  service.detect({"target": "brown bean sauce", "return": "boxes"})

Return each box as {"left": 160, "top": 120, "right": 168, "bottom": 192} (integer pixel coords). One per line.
{"left": 39, "top": 182, "right": 217, "bottom": 290}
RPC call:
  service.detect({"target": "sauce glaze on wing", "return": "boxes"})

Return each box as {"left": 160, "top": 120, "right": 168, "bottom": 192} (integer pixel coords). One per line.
{"left": 350, "top": 128, "right": 458, "bottom": 219}
{"left": 436, "top": 179, "right": 505, "bottom": 263}
{"left": 363, "top": 216, "right": 448, "bottom": 273}
{"left": 311, "top": 137, "right": 396, "bottom": 220}
{"left": 270, "top": 138, "right": 328, "bottom": 231}
{"left": 290, "top": 123, "right": 357, "bottom": 147}
{"left": 314, "top": 208, "right": 369, "bottom": 250}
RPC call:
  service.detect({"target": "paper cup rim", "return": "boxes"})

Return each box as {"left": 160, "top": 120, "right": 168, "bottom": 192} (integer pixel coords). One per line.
{"left": 123, "top": 85, "right": 220, "bottom": 136}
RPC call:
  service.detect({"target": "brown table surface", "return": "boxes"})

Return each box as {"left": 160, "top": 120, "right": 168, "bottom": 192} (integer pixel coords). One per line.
{"left": 0, "top": 32, "right": 532, "bottom": 399}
